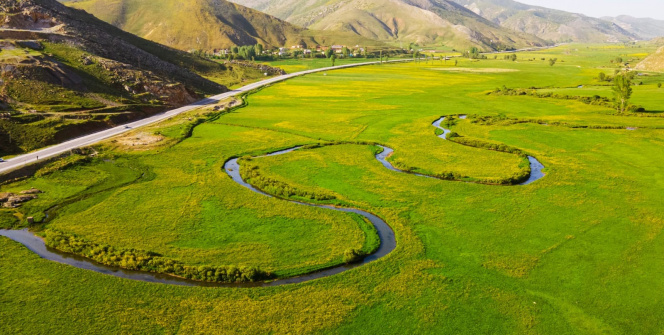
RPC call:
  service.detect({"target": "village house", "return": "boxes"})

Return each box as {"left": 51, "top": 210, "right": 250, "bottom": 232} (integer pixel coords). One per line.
{"left": 331, "top": 45, "right": 344, "bottom": 53}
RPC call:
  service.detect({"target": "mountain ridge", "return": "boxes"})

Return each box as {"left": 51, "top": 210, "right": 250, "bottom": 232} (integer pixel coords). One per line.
{"left": 229, "top": 0, "right": 548, "bottom": 50}
{"left": 61, "top": 0, "right": 314, "bottom": 50}
{"left": 450, "top": 0, "right": 639, "bottom": 43}
{"left": 602, "top": 15, "right": 664, "bottom": 40}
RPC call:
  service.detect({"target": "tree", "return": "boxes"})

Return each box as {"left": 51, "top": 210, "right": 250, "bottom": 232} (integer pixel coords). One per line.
{"left": 549, "top": 58, "right": 557, "bottom": 66}
{"left": 330, "top": 54, "right": 337, "bottom": 66}
{"left": 598, "top": 72, "right": 606, "bottom": 81}
{"left": 612, "top": 72, "right": 632, "bottom": 113}
{"left": 237, "top": 45, "right": 256, "bottom": 60}
{"left": 504, "top": 54, "right": 517, "bottom": 61}
{"left": 464, "top": 47, "right": 482, "bottom": 59}
{"left": 659, "top": 83, "right": 662, "bottom": 88}
{"left": 324, "top": 48, "right": 333, "bottom": 58}
{"left": 342, "top": 46, "right": 350, "bottom": 58}
{"left": 256, "top": 44, "right": 263, "bottom": 56}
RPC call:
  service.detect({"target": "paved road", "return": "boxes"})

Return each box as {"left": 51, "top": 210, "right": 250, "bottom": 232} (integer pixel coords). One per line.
{"left": 0, "top": 25, "right": 66, "bottom": 34}
{"left": 0, "top": 59, "right": 410, "bottom": 175}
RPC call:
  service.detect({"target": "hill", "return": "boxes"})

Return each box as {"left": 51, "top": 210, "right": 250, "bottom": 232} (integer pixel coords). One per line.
{"left": 635, "top": 46, "right": 664, "bottom": 72}
{"left": 603, "top": 16, "right": 664, "bottom": 40}
{"left": 451, "top": 0, "right": 638, "bottom": 43}
{"left": 0, "top": 0, "right": 272, "bottom": 156}
{"left": 60, "top": 0, "right": 323, "bottom": 50}
{"left": 228, "top": 0, "right": 548, "bottom": 51}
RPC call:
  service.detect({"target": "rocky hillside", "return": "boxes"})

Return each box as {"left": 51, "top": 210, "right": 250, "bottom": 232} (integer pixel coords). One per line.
{"left": 228, "top": 0, "right": 547, "bottom": 50}
{"left": 60, "top": 0, "right": 320, "bottom": 50}
{"left": 0, "top": 0, "right": 270, "bottom": 156}
{"left": 450, "top": 0, "right": 638, "bottom": 43}
{"left": 603, "top": 16, "right": 664, "bottom": 40}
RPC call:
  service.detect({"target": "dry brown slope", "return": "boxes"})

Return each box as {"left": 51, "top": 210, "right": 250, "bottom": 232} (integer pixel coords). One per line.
{"left": 636, "top": 46, "right": 664, "bottom": 72}
{"left": 61, "top": 0, "right": 319, "bottom": 50}
{"left": 229, "top": 0, "right": 548, "bottom": 50}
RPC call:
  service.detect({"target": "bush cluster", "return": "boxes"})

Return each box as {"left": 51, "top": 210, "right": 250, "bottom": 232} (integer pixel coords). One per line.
{"left": 448, "top": 136, "right": 525, "bottom": 156}
{"left": 463, "top": 47, "right": 487, "bottom": 59}
{"left": 44, "top": 230, "right": 271, "bottom": 283}
{"left": 489, "top": 86, "right": 646, "bottom": 112}
{"left": 504, "top": 54, "right": 517, "bottom": 61}
{"left": 343, "top": 248, "right": 366, "bottom": 264}
{"left": 481, "top": 167, "right": 530, "bottom": 185}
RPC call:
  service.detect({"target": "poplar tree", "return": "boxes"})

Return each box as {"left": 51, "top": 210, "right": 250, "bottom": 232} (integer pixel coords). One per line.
{"left": 613, "top": 72, "right": 632, "bottom": 113}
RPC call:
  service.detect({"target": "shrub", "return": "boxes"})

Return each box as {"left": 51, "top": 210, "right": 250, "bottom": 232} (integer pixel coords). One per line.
{"left": 43, "top": 230, "right": 272, "bottom": 283}
{"left": 343, "top": 248, "right": 364, "bottom": 264}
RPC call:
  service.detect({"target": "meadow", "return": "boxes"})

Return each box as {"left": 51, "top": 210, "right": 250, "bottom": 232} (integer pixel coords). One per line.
{"left": 262, "top": 57, "right": 371, "bottom": 73}
{"left": 2, "top": 43, "right": 664, "bottom": 334}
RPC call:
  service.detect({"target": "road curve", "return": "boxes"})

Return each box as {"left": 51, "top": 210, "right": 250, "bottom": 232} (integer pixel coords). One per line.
{"left": 0, "top": 59, "right": 411, "bottom": 175}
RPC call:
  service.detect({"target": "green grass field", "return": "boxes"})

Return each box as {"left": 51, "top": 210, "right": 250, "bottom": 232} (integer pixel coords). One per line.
{"left": 2, "top": 43, "right": 664, "bottom": 334}
{"left": 263, "top": 57, "right": 393, "bottom": 73}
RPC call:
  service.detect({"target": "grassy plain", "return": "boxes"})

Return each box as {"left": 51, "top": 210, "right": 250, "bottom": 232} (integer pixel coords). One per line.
{"left": 2, "top": 43, "right": 664, "bottom": 333}
{"left": 263, "top": 57, "right": 371, "bottom": 73}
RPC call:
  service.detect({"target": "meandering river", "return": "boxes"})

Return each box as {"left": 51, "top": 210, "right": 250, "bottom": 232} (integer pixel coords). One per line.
{"left": 0, "top": 115, "right": 545, "bottom": 286}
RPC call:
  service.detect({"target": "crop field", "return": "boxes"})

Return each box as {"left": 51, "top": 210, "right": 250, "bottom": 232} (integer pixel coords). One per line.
{"left": 2, "top": 43, "right": 664, "bottom": 334}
